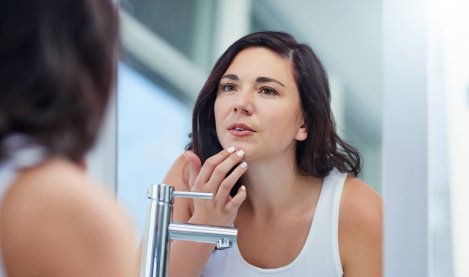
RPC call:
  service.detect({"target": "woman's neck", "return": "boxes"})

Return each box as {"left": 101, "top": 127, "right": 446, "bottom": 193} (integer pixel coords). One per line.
{"left": 239, "top": 155, "right": 321, "bottom": 220}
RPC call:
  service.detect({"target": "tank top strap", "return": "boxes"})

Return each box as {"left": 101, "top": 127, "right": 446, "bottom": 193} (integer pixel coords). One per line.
{"left": 324, "top": 169, "right": 347, "bottom": 274}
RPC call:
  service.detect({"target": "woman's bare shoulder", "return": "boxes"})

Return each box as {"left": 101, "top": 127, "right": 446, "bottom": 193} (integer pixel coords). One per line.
{"left": 163, "top": 153, "right": 190, "bottom": 190}
{"left": 1, "top": 158, "right": 137, "bottom": 277}
{"left": 338, "top": 176, "right": 383, "bottom": 276}
{"left": 340, "top": 176, "right": 382, "bottom": 224}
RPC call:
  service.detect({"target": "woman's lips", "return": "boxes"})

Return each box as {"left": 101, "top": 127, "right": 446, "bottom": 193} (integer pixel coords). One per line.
{"left": 228, "top": 123, "right": 255, "bottom": 137}
{"left": 228, "top": 128, "right": 255, "bottom": 137}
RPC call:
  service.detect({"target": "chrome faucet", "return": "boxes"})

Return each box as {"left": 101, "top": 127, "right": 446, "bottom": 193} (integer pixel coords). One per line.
{"left": 140, "top": 183, "right": 238, "bottom": 277}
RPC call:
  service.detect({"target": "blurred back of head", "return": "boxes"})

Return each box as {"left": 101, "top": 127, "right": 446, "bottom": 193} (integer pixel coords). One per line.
{"left": 0, "top": 0, "right": 119, "bottom": 162}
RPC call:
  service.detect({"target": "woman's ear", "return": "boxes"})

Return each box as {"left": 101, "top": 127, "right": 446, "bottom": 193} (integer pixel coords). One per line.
{"left": 295, "top": 123, "right": 308, "bottom": 141}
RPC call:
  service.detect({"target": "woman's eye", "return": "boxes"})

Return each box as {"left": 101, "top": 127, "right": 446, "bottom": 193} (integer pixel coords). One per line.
{"left": 221, "top": 84, "right": 236, "bottom": 92}
{"left": 260, "top": 87, "right": 278, "bottom": 95}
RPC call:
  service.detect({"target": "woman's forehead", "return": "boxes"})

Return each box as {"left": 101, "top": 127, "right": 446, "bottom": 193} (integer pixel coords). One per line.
{"left": 224, "top": 47, "right": 295, "bottom": 84}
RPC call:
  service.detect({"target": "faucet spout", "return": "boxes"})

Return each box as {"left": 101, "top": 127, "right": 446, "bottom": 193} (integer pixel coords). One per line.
{"left": 169, "top": 223, "right": 237, "bottom": 245}
{"left": 140, "top": 183, "right": 238, "bottom": 277}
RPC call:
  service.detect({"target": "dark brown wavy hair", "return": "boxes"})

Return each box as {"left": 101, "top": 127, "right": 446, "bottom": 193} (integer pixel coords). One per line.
{"left": 0, "top": 0, "right": 118, "bottom": 162}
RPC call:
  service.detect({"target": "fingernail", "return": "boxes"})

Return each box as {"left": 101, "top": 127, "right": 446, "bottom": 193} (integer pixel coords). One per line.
{"left": 240, "top": 162, "right": 248, "bottom": 169}
{"left": 227, "top": 146, "right": 236, "bottom": 153}
{"left": 240, "top": 185, "right": 246, "bottom": 191}
{"left": 236, "top": 150, "right": 245, "bottom": 157}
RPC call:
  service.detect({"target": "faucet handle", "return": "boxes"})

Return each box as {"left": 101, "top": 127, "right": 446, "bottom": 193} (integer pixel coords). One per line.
{"left": 171, "top": 191, "right": 235, "bottom": 251}
{"left": 173, "top": 191, "right": 213, "bottom": 200}
{"left": 148, "top": 184, "right": 213, "bottom": 203}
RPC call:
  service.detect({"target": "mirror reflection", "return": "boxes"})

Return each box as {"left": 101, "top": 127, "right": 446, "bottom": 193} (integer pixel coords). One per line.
{"left": 117, "top": 0, "right": 382, "bottom": 236}
{"left": 118, "top": 0, "right": 383, "bottom": 276}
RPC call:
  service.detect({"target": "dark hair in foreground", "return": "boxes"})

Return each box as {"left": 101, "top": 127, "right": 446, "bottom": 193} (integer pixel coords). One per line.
{"left": 190, "top": 31, "right": 361, "bottom": 178}
{"left": 0, "top": 0, "right": 118, "bottom": 162}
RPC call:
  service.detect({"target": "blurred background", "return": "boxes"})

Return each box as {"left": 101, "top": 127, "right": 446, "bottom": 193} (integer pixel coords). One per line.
{"left": 85, "top": 0, "right": 468, "bottom": 276}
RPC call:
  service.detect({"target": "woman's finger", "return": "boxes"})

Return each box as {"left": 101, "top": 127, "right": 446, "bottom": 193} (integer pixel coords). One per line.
{"left": 183, "top": 151, "right": 201, "bottom": 189}
{"left": 226, "top": 185, "right": 247, "bottom": 212}
{"left": 195, "top": 146, "right": 236, "bottom": 187}
{"left": 214, "top": 161, "right": 248, "bottom": 203}
{"left": 206, "top": 149, "right": 245, "bottom": 192}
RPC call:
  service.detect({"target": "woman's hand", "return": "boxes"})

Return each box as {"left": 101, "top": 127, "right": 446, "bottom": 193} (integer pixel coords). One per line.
{"left": 184, "top": 147, "right": 247, "bottom": 227}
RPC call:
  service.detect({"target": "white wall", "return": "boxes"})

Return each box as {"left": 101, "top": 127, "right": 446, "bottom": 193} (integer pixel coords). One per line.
{"left": 383, "top": 0, "right": 429, "bottom": 276}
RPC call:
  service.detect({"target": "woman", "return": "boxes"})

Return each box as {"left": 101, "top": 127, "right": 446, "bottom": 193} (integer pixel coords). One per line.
{"left": 165, "top": 31, "right": 382, "bottom": 276}
{"left": 0, "top": 0, "right": 137, "bottom": 276}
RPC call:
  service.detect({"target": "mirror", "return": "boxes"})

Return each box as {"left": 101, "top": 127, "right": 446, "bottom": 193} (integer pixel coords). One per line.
{"left": 116, "top": 0, "right": 383, "bottom": 237}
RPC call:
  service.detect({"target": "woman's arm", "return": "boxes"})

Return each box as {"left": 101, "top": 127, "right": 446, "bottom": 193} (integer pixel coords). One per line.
{"left": 339, "top": 177, "right": 383, "bottom": 277}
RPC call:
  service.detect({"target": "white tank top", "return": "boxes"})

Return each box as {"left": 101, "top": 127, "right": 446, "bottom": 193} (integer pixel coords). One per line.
{"left": 202, "top": 169, "right": 346, "bottom": 277}
{"left": 0, "top": 134, "right": 47, "bottom": 277}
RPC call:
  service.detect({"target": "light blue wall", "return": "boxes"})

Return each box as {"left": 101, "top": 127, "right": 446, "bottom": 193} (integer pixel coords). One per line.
{"left": 117, "top": 63, "right": 190, "bottom": 235}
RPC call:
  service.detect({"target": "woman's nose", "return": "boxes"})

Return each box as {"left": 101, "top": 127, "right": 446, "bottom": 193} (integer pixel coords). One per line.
{"left": 233, "top": 91, "right": 253, "bottom": 115}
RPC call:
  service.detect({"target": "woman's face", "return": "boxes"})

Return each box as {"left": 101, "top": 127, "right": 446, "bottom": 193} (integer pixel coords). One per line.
{"left": 214, "top": 47, "right": 307, "bottom": 162}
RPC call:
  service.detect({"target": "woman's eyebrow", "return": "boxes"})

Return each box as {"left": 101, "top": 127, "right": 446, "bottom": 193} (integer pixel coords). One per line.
{"left": 220, "top": 74, "right": 285, "bottom": 87}
{"left": 220, "top": 74, "right": 239, "bottom": 81}
{"left": 256, "top": 76, "right": 285, "bottom": 87}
